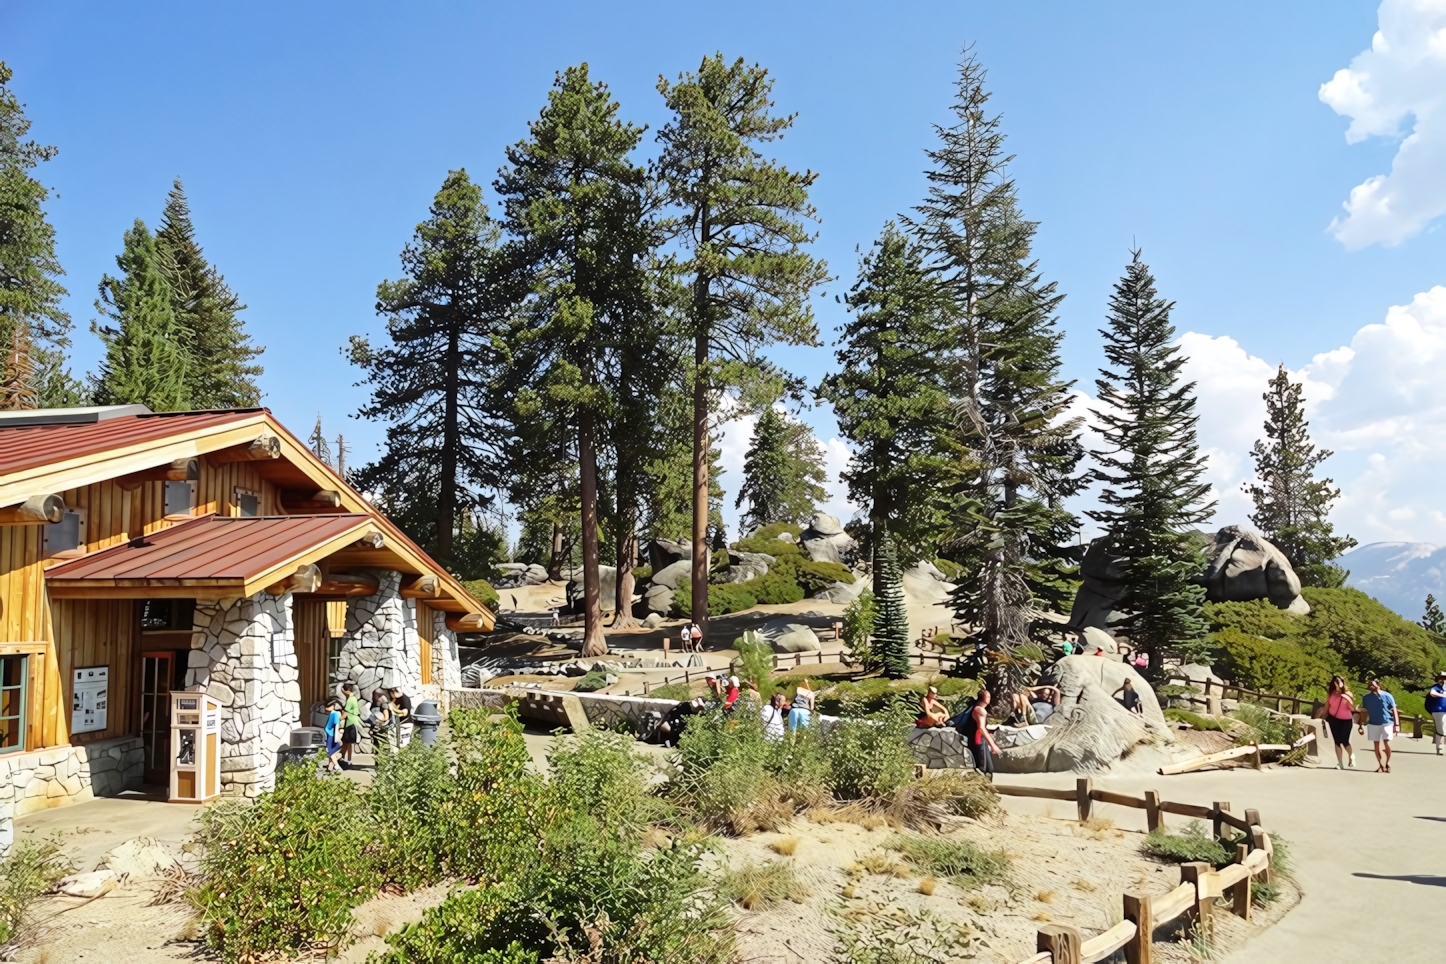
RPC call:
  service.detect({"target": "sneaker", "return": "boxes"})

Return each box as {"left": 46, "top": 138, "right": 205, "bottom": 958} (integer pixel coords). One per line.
{"left": 1348, "top": 752, "right": 1356, "bottom": 768}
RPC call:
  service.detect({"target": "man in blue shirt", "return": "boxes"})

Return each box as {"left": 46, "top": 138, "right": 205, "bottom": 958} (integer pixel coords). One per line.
{"left": 1359, "top": 679, "right": 1400, "bottom": 773}
{"left": 1427, "top": 672, "right": 1446, "bottom": 757}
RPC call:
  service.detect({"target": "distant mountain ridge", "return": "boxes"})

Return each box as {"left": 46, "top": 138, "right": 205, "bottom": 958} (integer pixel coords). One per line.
{"left": 1336, "top": 542, "right": 1445, "bottom": 621}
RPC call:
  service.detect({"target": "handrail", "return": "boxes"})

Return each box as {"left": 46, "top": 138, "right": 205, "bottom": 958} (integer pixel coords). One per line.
{"left": 1166, "top": 672, "right": 1437, "bottom": 739}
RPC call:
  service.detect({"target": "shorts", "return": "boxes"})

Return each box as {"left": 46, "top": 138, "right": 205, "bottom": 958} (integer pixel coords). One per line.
{"left": 1327, "top": 716, "right": 1353, "bottom": 747}
{"left": 1433, "top": 711, "right": 1446, "bottom": 745}
{"left": 1365, "top": 723, "right": 1394, "bottom": 743}
{"left": 787, "top": 708, "right": 811, "bottom": 731}
{"left": 324, "top": 736, "right": 341, "bottom": 756}
{"left": 968, "top": 738, "right": 994, "bottom": 778}
{"left": 342, "top": 724, "right": 359, "bottom": 745}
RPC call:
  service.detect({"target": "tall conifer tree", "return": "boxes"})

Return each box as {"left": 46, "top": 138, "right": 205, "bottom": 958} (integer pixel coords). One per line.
{"left": 910, "top": 53, "right": 1083, "bottom": 697}
{"left": 90, "top": 220, "right": 190, "bottom": 411}
{"left": 1088, "top": 251, "right": 1214, "bottom": 670}
{"left": 873, "top": 529, "right": 912, "bottom": 679}
{"left": 655, "top": 54, "right": 829, "bottom": 633}
{"left": 496, "top": 65, "right": 651, "bottom": 656}
{"left": 818, "top": 223, "right": 951, "bottom": 567}
{"left": 155, "top": 179, "right": 263, "bottom": 408}
{"left": 0, "top": 62, "right": 81, "bottom": 406}
{"left": 734, "top": 406, "right": 827, "bottom": 532}
{"left": 1243, "top": 364, "right": 1355, "bottom": 587}
{"left": 351, "top": 169, "right": 513, "bottom": 573}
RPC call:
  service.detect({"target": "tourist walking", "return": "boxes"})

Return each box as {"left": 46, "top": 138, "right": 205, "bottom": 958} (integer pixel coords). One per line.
{"left": 788, "top": 680, "right": 814, "bottom": 731}
{"left": 1360, "top": 678, "right": 1400, "bottom": 773}
{"left": 322, "top": 697, "right": 344, "bottom": 772}
{"left": 960, "top": 687, "right": 1000, "bottom": 780}
{"left": 340, "top": 682, "right": 361, "bottom": 766}
{"left": 1113, "top": 678, "right": 1144, "bottom": 714}
{"left": 1427, "top": 672, "right": 1446, "bottom": 756}
{"left": 690, "top": 622, "right": 703, "bottom": 653}
{"left": 1325, "top": 675, "right": 1357, "bottom": 769}
{"left": 761, "top": 692, "right": 787, "bottom": 741}
{"left": 388, "top": 687, "right": 413, "bottom": 747}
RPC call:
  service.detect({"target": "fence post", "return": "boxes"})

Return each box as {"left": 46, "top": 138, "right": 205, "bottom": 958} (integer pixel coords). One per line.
{"left": 1412, "top": 715, "right": 1423, "bottom": 740}
{"left": 1145, "top": 790, "right": 1163, "bottom": 832}
{"left": 1036, "top": 924, "right": 1082, "bottom": 964}
{"left": 1212, "top": 801, "right": 1230, "bottom": 841}
{"left": 1251, "top": 827, "right": 1274, "bottom": 884}
{"left": 1251, "top": 745, "right": 1263, "bottom": 770}
{"left": 1179, "top": 862, "right": 1214, "bottom": 932}
{"left": 643, "top": 680, "right": 651, "bottom": 695}
{"left": 1232, "top": 843, "right": 1252, "bottom": 920}
{"left": 1076, "top": 777, "right": 1093, "bottom": 823}
{"left": 1243, "top": 808, "right": 1261, "bottom": 830}
{"left": 1122, "top": 893, "right": 1152, "bottom": 964}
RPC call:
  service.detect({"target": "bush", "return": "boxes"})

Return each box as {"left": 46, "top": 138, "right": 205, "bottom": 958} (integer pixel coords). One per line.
{"left": 735, "top": 631, "right": 778, "bottom": 699}
{"left": 796, "top": 558, "right": 855, "bottom": 591}
{"left": 1230, "top": 703, "right": 1303, "bottom": 747}
{"left": 1214, "top": 628, "right": 1335, "bottom": 696}
{"left": 673, "top": 581, "right": 758, "bottom": 617}
{"left": 933, "top": 557, "right": 965, "bottom": 581}
{"left": 816, "top": 676, "right": 976, "bottom": 716}
{"left": 651, "top": 682, "right": 693, "bottom": 701}
{"left": 632, "top": 564, "right": 652, "bottom": 583}
{"left": 888, "top": 834, "right": 1010, "bottom": 889}
{"left": 842, "top": 590, "right": 878, "bottom": 668}
{"left": 370, "top": 739, "right": 460, "bottom": 888}
{"left": 546, "top": 729, "right": 665, "bottom": 835}
{"left": 825, "top": 698, "right": 917, "bottom": 801}
{"left": 464, "top": 578, "right": 500, "bottom": 611}
{"left": 718, "top": 859, "right": 804, "bottom": 910}
{"left": 1141, "top": 822, "right": 1230, "bottom": 867}
{"left": 193, "top": 765, "right": 379, "bottom": 961}
{"left": 733, "top": 523, "right": 804, "bottom": 555}
{"left": 1164, "top": 708, "right": 1228, "bottom": 731}
{"left": 0, "top": 836, "right": 71, "bottom": 945}
{"left": 746, "top": 570, "right": 806, "bottom": 605}
{"left": 573, "top": 670, "right": 610, "bottom": 692}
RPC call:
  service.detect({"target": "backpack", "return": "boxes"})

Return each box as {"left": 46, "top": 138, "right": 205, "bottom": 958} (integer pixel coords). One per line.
{"left": 950, "top": 698, "right": 980, "bottom": 739}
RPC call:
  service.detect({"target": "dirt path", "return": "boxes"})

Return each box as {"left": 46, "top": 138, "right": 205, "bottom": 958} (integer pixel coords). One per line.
{"left": 994, "top": 737, "right": 1446, "bottom": 962}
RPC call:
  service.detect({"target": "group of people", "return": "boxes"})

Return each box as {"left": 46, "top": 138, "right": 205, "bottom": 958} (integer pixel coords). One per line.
{"left": 915, "top": 685, "right": 1001, "bottom": 779}
{"left": 664, "top": 622, "right": 704, "bottom": 660}
{"left": 321, "top": 681, "right": 414, "bottom": 772}
{"left": 704, "top": 673, "right": 815, "bottom": 737}
{"left": 1321, "top": 676, "right": 1410, "bottom": 772}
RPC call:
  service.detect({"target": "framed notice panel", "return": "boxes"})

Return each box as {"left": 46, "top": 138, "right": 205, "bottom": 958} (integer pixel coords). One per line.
{"left": 72, "top": 665, "right": 109, "bottom": 734}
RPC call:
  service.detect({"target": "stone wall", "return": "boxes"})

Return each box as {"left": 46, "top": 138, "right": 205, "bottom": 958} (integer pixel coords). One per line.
{"left": 186, "top": 591, "right": 300, "bottom": 797}
{"left": 0, "top": 736, "right": 143, "bottom": 854}
{"left": 447, "top": 687, "right": 680, "bottom": 731}
{"left": 431, "top": 610, "right": 461, "bottom": 691}
{"left": 337, "top": 571, "right": 422, "bottom": 698}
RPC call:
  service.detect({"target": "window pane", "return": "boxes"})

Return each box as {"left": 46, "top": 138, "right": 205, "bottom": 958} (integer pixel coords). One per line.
{"left": 43, "top": 512, "right": 80, "bottom": 554}
{"left": 0, "top": 687, "right": 17, "bottom": 718}
{"left": 0, "top": 717, "right": 17, "bottom": 750}
{"left": 164, "top": 481, "right": 193, "bottom": 516}
{"left": 239, "top": 493, "right": 259, "bottom": 517}
{"left": 2, "top": 657, "right": 22, "bottom": 688}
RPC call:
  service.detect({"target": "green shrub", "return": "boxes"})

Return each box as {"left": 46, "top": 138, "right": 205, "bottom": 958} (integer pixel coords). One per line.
{"left": 735, "top": 631, "right": 778, "bottom": 699}
{"left": 370, "top": 739, "right": 460, "bottom": 889}
{"left": 796, "top": 558, "right": 855, "bottom": 591}
{"left": 1141, "top": 822, "right": 1230, "bottom": 867}
{"left": 546, "top": 729, "right": 665, "bottom": 834}
{"left": 0, "top": 835, "right": 71, "bottom": 945}
{"left": 816, "top": 676, "right": 976, "bottom": 716}
{"left": 842, "top": 590, "right": 878, "bottom": 669}
{"left": 1214, "top": 628, "right": 1334, "bottom": 696}
{"left": 733, "top": 523, "right": 804, "bottom": 555}
{"left": 573, "top": 670, "right": 610, "bottom": 692}
{"left": 825, "top": 698, "right": 916, "bottom": 800}
{"left": 464, "top": 578, "right": 500, "bottom": 612}
{"left": 1164, "top": 708, "right": 1228, "bottom": 731}
{"left": 718, "top": 859, "right": 804, "bottom": 910}
{"left": 632, "top": 564, "right": 653, "bottom": 583}
{"left": 746, "top": 570, "right": 807, "bottom": 605}
{"left": 887, "top": 834, "right": 1010, "bottom": 889}
{"left": 673, "top": 581, "right": 758, "bottom": 617}
{"left": 1230, "top": 703, "right": 1303, "bottom": 746}
{"left": 193, "top": 765, "right": 378, "bottom": 961}
{"left": 651, "top": 682, "right": 693, "bottom": 702}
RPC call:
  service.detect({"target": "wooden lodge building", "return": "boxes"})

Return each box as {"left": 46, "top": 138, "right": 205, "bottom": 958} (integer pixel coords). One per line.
{"left": 0, "top": 404, "right": 493, "bottom": 840}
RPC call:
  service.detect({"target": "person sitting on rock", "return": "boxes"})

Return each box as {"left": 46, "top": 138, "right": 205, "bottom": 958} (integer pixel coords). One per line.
{"left": 1113, "top": 678, "right": 1144, "bottom": 714}
{"left": 1028, "top": 685, "right": 1061, "bottom": 724}
{"left": 788, "top": 680, "right": 814, "bottom": 731}
{"left": 916, "top": 685, "right": 949, "bottom": 728}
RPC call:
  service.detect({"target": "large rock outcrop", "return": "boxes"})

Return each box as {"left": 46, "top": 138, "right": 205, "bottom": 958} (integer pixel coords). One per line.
{"left": 1200, "top": 525, "right": 1309, "bottom": 614}
{"left": 995, "top": 656, "right": 1190, "bottom": 774}
{"left": 800, "top": 513, "right": 858, "bottom": 565}
{"left": 757, "top": 617, "right": 824, "bottom": 653}
{"left": 1066, "top": 539, "right": 1128, "bottom": 631}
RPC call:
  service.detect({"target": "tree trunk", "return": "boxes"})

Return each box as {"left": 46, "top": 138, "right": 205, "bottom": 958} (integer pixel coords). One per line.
{"left": 436, "top": 321, "right": 460, "bottom": 565}
{"left": 691, "top": 313, "right": 710, "bottom": 636}
{"left": 546, "top": 521, "right": 566, "bottom": 582}
{"left": 578, "top": 412, "right": 608, "bottom": 657}
{"left": 613, "top": 498, "right": 639, "bottom": 629}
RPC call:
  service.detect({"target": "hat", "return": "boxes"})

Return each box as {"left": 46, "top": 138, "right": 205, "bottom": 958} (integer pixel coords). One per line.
{"left": 729, "top": 676, "right": 739, "bottom": 687}
{"left": 1436, "top": 671, "right": 1446, "bottom": 679}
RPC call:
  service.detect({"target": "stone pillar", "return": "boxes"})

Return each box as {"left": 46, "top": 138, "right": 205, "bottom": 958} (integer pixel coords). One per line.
{"left": 337, "top": 571, "right": 423, "bottom": 698}
{"left": 432, "top": 610, "right": 461, "bottom": 691}
{"left": 186, "top": 591, "right": 301, "bottom": 797}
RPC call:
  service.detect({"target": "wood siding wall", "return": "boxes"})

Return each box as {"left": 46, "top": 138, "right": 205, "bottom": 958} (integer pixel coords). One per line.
{"left": 416, "top": 602, "right": 434, "bottom": 685}
{"left": 0, "top": 454, "right": 281, "bottom": 750}
{"left": 293, "top": 597, "right": 329, "bottom": 715}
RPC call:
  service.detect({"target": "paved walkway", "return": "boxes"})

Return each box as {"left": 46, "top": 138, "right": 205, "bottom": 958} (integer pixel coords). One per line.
{"left": 1000, "top": 737, "right": 1446, "bottom": 962}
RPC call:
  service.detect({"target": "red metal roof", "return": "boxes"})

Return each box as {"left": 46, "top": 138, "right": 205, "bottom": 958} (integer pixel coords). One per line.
{"left": 45, "top": 514, "right": 372, "bottom": 584}
{"left": 0, "top": 410, "right": 260, "bottom": 476}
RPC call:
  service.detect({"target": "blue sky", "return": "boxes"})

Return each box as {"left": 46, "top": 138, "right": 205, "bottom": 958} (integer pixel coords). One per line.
{"left": 6, "top": 1, "right": 1445, "bottom": 544}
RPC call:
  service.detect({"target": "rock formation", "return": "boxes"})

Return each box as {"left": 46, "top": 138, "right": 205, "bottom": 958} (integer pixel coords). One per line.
{"left": 757, "top": 616, "right": 823, "bottom": 653}
{"left": 799, "top": 512, "right": 858, "bottom": 565}
{"left": 1200, "top": 525, "right": 1309, "bottom": 614}
{"left": 1065, "top": 539, "right": 1128, "bottom": 631}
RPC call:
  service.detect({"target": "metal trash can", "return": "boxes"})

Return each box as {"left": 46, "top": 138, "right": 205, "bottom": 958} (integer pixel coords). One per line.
{"left": 276, "top": 727, "right": 326, "bottom": 772}
{"left": 412, "top": 701, "right": 443, "bottom": 746}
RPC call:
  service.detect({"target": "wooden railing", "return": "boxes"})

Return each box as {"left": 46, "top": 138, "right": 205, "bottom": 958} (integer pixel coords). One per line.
{"left": 1000, "top": 778, "right": 1276, "bottom": 964}
{"left": 1165, "top": 673, "right": 1437, "bottom": 739}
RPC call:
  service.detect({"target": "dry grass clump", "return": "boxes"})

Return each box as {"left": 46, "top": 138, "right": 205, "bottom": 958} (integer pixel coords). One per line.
{"left": 769, "top": 836, "right": 800, "bottom": 856}
{"left": 967, "top": 894, "right": 995, "bottom": 914}
{"left": 856, "top": 852, "right": 912, "bottom": 878}
{"left": 917, "top": 876, "right": 938, "bottom": 896}
{"left": 906, "top": 771, "right": 1000, "bottom": 820}
{"left": 887, "top": 834, "right": 1010, "bottom": 890}
{"left": 717, "top": 860, "right": 806, "bottom": 911}
{"left": 1071, "top": 878, "right": 1096, "bottom": 892}
{"left": 1034, "top": 888, "right": 1055, "bottom": 903}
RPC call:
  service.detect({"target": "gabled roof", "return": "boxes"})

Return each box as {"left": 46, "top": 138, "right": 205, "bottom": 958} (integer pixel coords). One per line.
{"left": 45, "top": 514, "right": 376, "bottom": 598}
{"left": 0, "top": 409, "right": 261, "bottom": 479}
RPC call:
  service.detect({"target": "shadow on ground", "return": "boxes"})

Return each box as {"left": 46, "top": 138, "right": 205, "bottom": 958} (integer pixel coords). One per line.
{"left": 1352, "top": 873, "right": 1446, "bottom": 887}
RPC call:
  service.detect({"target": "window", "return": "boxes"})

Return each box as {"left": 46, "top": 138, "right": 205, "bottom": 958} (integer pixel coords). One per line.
{"left": 328, "top": 636, "right": 345, "bottom": 693}
{"left": 140, "top": 598, "right": 196, "bottom": 632}
{"left": 236, "top": 490, "right": 260, "bottom": 518}
{"left": 0, "top": 656, "right": 27, "bottom": 754}
{"left": 164, "top": 480, "right": 195, "bottom": 517}
{"left": 42, "top": 508, "right": 86, "bottom": 559}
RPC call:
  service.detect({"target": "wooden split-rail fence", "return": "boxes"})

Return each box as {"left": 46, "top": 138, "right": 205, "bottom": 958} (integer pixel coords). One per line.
{"left": 999, "top": 778, "right": 1277, "bottom": 964}
{"left": 1165, "top": 673, "right": 1438, "bottom": 740}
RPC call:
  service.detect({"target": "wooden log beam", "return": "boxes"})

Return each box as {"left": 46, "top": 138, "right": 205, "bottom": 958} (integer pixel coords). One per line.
{"left": 446, "top": 612, "right": 488, "bottom": 633}
{"left": 1091, "top": 789, "right": 1147, "bottom": 809}
{"left": 116, "top": 457, "right": 198, "bottom": 491}
{"left": 0, "top": 493, "right": 65, "bottom": 525}
{"left": 313, "top": 572, "right": 380, "bottom": 597}
{"left": 1080, "top": 920, "right": 1137, "bottom": 962}
{"left": 279, "top": 489, "right": 343, "bottom": 512}
{"left": 265, "top": 563, "right": 322, "bottom": 596}
{"left": 1123, "top": 894, "right": 1153, "bottom": 964}
{"left": 1036, "top": 924, "right": 1082, "bottom": 964}
{"left": 1158, "top": 744, "right": 1257, "bottom": 776}
{"left": 1077, "top": 777, "right": 1093, "bottom": 823}
{"left": 1144, "top": 790, "right": 1163, "bottom": 833}
{"left": 351, "top": 531, "right": 385, "bottom": 550}
{"left": 992, "top": 784, "right": 1077, "bottom": 802}
{"left": 1179, "top": 863, "right": 1215, "bottom": 931}
{"left": 208, "top": 435, "right": 282, "bottom": 463}
{"left": 1231, "top": 844, "right": 1253, "bottom": 921}
{"left": 1150, "top": 882, "right": 1197, "bottom": 927}
{"left": 400, "top": 573, "right": 442, "bottom": 598}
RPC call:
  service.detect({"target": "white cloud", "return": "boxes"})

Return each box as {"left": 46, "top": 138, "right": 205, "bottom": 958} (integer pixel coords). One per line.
{"left": 1319, "top": 0, "right": 1446, "bottom": 248}
{"left": 1137, "top": 286, "right": 1446, "bottom": 546}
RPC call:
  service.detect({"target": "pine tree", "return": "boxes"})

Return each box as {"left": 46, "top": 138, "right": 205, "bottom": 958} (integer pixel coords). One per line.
{"left": 90, "top": 220, "right": 190, "bottom": 411}
{"left": 1088, "top": 251, "right": 1215, "bottom": 670}
{"left": 1243, "top": 364, "right": 1355, "bottom": 587}
{"left": 351, "top": 169, "right": 513, "bottom": 570}
{"left": 735, "top": 406, "right": 828, "bottom": 532}
{"left": 1, "top": 323, "right": 38, "bottom": 410}
{"left": 819, "top": 223, "right": 952, "bottom": 564}
{"left": 1422, "top": 594, "right": 1445, "bottom": 637}
{"left": 308, "top": 414, "right": 333, "bottom": 467}
{"left": 873, "top": 529, "right": 912, "bottom": 679}
{"left": 655, "top": 53, "right": 829, "bottom": 633}
{"left": 496, "top": 65, "right": 652, "bottom": 657}
{"left": 333, "top": 433, "right": 347, "bottom": 480}
{"left": 0, "top": 62, "right": 82, "bottom": 406}
{"left": 155, "top": 179, "right": 263, "bottom": 407}
{"left": 909, "top": 52, "right": 1084, "bottom": 696}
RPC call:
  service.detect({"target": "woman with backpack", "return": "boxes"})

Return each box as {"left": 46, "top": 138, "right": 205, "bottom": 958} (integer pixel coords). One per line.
{"left": 1324, "top": 675, "right": 1357, "bottom": 769}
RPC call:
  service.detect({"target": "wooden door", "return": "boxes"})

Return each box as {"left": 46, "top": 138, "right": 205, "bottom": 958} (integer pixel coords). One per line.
{"left": 139, "top": 652, "right": 175, "bottom": 785}
{"left": 293, "top": 598, "right": 330, "bottom": 723}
